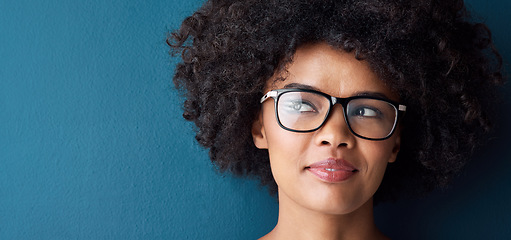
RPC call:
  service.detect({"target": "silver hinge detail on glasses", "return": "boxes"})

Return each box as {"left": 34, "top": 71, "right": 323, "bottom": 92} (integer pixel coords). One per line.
{"left": 260, "top": 91, "right": 278, "bottom": 103}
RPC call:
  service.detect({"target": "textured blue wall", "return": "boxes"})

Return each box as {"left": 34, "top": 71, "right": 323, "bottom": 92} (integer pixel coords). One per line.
{"left": 0, "top": 0, "right": 509, "bottom": 239}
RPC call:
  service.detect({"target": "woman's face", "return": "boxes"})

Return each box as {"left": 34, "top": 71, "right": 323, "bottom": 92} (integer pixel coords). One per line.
{"left": 252, "top": 43, "right": 401, "bottom": 215}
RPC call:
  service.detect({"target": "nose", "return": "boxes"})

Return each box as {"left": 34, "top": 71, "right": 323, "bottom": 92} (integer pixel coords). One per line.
{"left": 314, "top": 104, "right": 356, "bottom": 148}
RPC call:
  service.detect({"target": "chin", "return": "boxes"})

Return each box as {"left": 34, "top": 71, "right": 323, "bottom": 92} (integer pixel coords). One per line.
{"left": 302, "top": 191, "right": 373, "bottom": 216}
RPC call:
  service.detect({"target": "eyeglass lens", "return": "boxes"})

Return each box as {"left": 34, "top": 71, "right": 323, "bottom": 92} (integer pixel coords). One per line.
{"left": 276, "top": 91, "right": 397, "bottom": 139}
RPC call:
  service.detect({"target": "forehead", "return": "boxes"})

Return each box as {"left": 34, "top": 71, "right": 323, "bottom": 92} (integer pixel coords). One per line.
{"left": 268, "top": 43, "right": 398, "bottom": 100}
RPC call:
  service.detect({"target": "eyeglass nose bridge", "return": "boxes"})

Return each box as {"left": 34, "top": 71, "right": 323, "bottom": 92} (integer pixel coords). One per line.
{"left": 327, "top": 96, "right": 355, "bottom": 119}
{"left": 329, "top": 96, "right": 351, "bottom": 107}
{"left": 322, "top": 96, "right": 352, "bottom": 128}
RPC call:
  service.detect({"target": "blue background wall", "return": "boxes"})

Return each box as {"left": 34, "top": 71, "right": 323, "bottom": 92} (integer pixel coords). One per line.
{"left": 0, "top": 0, "right": 509, "bottom": 239}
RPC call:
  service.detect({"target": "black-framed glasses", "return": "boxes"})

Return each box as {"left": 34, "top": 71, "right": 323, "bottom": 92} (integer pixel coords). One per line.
{"left": 260, "top": 88, "right": 407, "bottom": 140}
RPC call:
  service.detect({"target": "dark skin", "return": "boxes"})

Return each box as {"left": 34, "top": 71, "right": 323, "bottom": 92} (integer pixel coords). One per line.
{"left": 252, "top": 43, "right": 399, "bottom": 240}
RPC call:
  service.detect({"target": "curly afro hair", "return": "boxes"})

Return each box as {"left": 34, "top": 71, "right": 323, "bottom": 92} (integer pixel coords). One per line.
{"left": 167, "top": 0, "right": 504, "bottom": 202}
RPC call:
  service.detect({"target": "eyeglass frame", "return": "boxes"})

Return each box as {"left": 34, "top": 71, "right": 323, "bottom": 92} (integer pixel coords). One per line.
{"left": 260, "top": 88, "right": 407, "bottom": 141}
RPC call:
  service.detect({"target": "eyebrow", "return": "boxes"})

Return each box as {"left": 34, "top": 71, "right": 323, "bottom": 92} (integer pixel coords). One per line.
{"left": 283, "top": 83, "right": 393, "bottom": 100}
{"left": 283, "top": 83, "right": 320, "bottom": 91}
{"left": 353, "top": 91, "right": 392, "bottom": 100}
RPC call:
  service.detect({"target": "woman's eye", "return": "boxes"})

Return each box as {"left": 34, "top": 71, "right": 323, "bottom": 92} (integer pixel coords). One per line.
{"left": 352, "top": 107, "right": 380, "bottom": 117}
{"left": 285, "top": 101, "right": 317, "bottom": 113}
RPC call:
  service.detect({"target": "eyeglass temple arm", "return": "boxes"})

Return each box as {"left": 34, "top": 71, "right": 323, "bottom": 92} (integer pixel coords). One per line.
{"left": 398, "top": 105, "right": 406, "bottom": 112}
{"left": 260, "top": 91, "right": 278, "bottom": 103}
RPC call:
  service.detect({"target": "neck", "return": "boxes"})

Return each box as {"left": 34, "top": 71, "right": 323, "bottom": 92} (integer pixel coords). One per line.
{"left": 260, "top": 192, "right": 387, "bottom": 240}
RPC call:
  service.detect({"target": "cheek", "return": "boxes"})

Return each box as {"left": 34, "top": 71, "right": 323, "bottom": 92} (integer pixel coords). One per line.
{"left": 262, "top": 109, "right": 311, "bottom": 182}
{"left": 262, "top": 107, "right": 309, "bottom": 154}
{"left": 359, "top": 139, "right": 397, "bottom": 180}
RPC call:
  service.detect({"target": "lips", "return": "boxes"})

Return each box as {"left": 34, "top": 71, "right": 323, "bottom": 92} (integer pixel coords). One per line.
{"left": 306, "top": 158, "right": 358, "bottom": 183}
